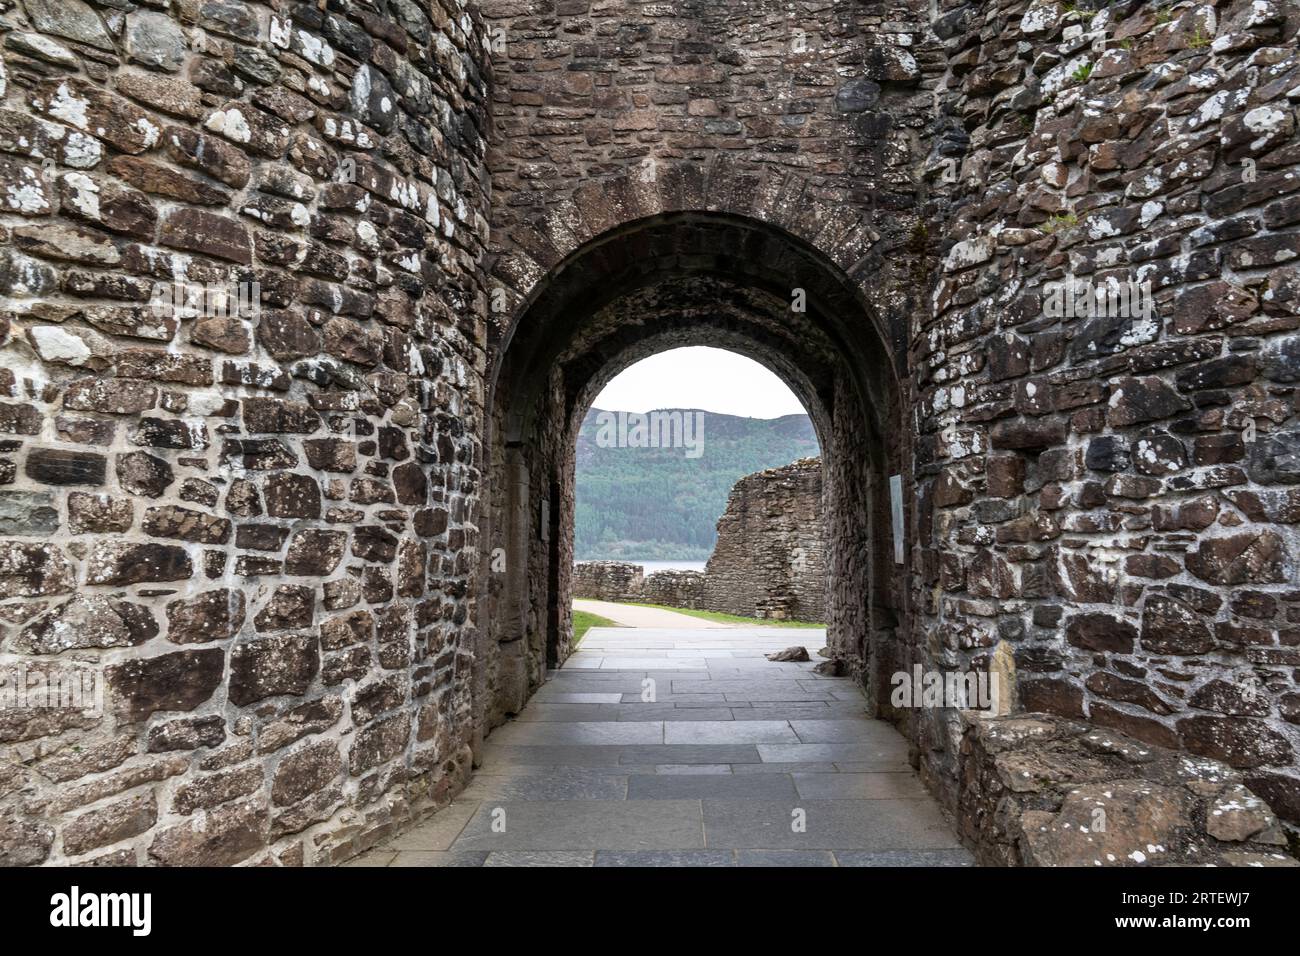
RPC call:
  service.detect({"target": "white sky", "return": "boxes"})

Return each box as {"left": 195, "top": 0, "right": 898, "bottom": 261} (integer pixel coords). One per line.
{"left": 591, "top": 347, "right": 806, "bottom": 418}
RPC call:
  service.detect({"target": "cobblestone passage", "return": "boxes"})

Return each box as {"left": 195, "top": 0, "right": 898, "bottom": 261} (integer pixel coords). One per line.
{"left": 351, "top": 626, "right": 971, "bottom": 867}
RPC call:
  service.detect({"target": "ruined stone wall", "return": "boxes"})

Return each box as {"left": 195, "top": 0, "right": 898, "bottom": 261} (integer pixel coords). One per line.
{"left": 702, "top": 457, "right": 827, "bottom": 621}
{"left": 572, "top": 559, "right": 642, "bottom": 603}
{"left": 0, "top": 0, "right": 492, "bottom": 866}
{"left": 914, "top": 0, "right": 1300, "bottom": 832}
{"left": 640, "top": 569, "right": 706, "bottom": 609}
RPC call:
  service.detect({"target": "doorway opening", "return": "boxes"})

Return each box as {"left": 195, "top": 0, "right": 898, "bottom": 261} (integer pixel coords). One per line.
{"left": 481, "top": 212, "right": 906, "bottom": 739}
{"left": 573, "top": 346, "right": 825, "bottom": 630}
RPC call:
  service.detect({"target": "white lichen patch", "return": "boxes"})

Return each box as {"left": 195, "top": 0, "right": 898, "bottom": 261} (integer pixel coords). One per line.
{"left": 29, "top": 326, "right": 92, "bottom": 366}
{"left": 5, "top": 166, "right": 48, "bottom": 213}
{"left": 61, "top": 171, "right": 100, "bottom": 219}
{"left": 1191, "top": 88, "right": 1249, "bottom": 129}
{"left": 205, "top": 108, "right": 252, "bottom": 144}
{"left": 136, "top": 117, "right": 160, "bottom": 149}
{"left": 296, "top": 29, "right": 335, "bottom": 67}
{"left": 268, "top": 16, "right": 291, "bottom": 48}
{"left": 62, "top": 131, "right": 102, "bottom": 168}
{"left": 45, "top": 81, "right": 90, "bottom": 130}
{"left": 1242, "top": 106, "right": 1288, "bottom": 150}
{"left": 355, "top": 220, "right": 378, "bottom": 249}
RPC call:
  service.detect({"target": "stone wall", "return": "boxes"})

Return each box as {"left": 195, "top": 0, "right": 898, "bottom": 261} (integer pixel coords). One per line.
{"left": 572, "top": 560, "right": 642, "bottom": 603}
{"left": 907, "top": 0, "right": 1300, "bottom": 836}
{"left": 957, "top": 713, "right": 1294, "bottom": 867}
{"left": 641, "top": 569, "right": 706, "bottom": 610}
{"left": 5, "top": 0, "right": 1300, "bottom": 867}
{"left": 0, "top": 1, "right": 492, "bottom": 866}
{"left": 703, "top": 457, "right": 826, "bottom": 621}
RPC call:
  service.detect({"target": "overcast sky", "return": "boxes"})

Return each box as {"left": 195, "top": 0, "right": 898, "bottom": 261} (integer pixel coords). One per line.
{"left": 591, "top": 347, "right": 807, "bottom": 419}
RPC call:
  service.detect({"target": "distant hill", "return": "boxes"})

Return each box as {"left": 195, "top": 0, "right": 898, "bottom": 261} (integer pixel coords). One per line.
{"left": 574, "top": 407, "right": 819, "bottom": 560}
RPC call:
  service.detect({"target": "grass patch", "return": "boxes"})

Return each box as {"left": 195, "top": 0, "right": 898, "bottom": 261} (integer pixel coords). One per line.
{"left": 1037, "top": 212, "right": 1079, "bottom": 234}
{"left": 572, "top": 609, "right": 619, "bottom": 646}
{"left": 625, "top": 602, "right": 825, "bottom": 628}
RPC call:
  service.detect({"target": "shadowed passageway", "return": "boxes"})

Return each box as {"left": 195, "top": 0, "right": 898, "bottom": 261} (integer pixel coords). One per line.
{"left": 352, "top": 625, "right": 970, "bottom": 866}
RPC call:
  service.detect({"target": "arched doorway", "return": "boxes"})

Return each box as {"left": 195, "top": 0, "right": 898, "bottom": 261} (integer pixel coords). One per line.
{"left": 478, "top": 211, "right": 908, "bottom": 742}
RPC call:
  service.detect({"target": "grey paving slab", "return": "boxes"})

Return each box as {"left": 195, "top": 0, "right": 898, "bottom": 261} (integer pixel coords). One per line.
{"left": 616, "top": 705, "right": 737, "bottom": 721}
{"left": 834, "top": 848, "right": 976, "bottom": 867}
{"left": 539, "top": 678, "right": 659, "bottom": 694}
{"left": 790, "top": 719, "right": 905, "bottom": 743}
{"left": 388, "top": 850, "right": 489, "bottom": 867}
{"left": 453, "top": 800, "right": 706, "bottom": 851}
{"left": 483, "top": 851, "right": 595, "bottom": 867}
{"left": 363, "top": 623, "right": 965, "bottom": 868}
{"left": 737, "top": 849, "right": 837, "bottom": 867}
{"left": 732, "top": 761, "right": 840, "bottom": 774}
{"left": 701, "top": 799, "right": 962, "bottom": 851}
{"left": 670, "top": 679, "right": 836, "bottom": 697}
{"left": 538, "top": 692, "right": 625, "bottom": 704}
{"left": 385, "top": 801, "right": 479, "bottom": 850}
{"left": 792, "top": 771, "right": 931, "bottom": 800}
{"left": 480, "top": 745, "right": 628, "bottom": 767}
{"left": 738, "top": 703, "right": 866, "bottom": 720}
{"left": 663, "top": 720, "right": 799, "bottom": 744}
{"left": 617, "top": 744, "right": 763, "bottom": 765}
{"left": 466, "top": 762, "right": 632, "bottom": 777}
{"left": 594, "top": 850, "right": 737, "bottom": 867}
{"left": 756, "top": 743, "right": 910, "bottom": 766}
{"left": 488, "top": 720, "right": 664, "bottom": 746}
{"left": 513, "top": 703, "right": 621, "bottom": 721}
{"left": 655, "top": 764, "right": 734, "bottom": 774}
{"left": 724, "top": 690, "right": 839, "bottom": 702}
{"left": 627, "top": 772, "right": 798, "bottom": 801}
{"left": 460, "top": 769, "right": 629, "bottom": 801}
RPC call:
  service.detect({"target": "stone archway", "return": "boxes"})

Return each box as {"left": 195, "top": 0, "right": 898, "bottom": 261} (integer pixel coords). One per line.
{"left": 477, "top": 199, "right": 911, "bottom": 743}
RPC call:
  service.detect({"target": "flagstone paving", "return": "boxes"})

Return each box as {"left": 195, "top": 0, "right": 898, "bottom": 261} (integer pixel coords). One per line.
{"left": 350, "top": 626, "right": 973, "bottom": 867}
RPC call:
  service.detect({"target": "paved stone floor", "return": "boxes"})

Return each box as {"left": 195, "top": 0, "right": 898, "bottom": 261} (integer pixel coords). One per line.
{"left": 350, "top": 625, "right": 973, "bottom": 867}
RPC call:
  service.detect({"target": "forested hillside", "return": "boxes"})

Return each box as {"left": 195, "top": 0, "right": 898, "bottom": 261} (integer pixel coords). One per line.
{"left": 574, "top": 408, "right": 819, "bottom": 560}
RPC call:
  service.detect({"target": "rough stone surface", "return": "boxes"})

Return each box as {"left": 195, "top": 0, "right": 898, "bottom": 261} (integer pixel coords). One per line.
{"left": 0, "top": 0, "right": 491, "bottom": 867}
{"left": 3, "top": 0, "right": 1300, "bottom": 868}
{"left": 959, "top": 715, "right": 1293, "bottom": 867}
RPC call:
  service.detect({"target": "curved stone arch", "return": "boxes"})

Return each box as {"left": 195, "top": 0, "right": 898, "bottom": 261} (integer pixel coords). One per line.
{"left": 487, "top": 213, "right": 906, "bottom": 462}
{"left": 478, "top": 186, "right": 912, "bottom": 729}
{"left": 485, "top": 160, "right": 910, "bottom": 374}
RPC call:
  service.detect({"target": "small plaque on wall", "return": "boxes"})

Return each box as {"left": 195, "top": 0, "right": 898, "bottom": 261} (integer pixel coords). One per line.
{"left": 890, "top": 474, "right": 904, "bottom": 565}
